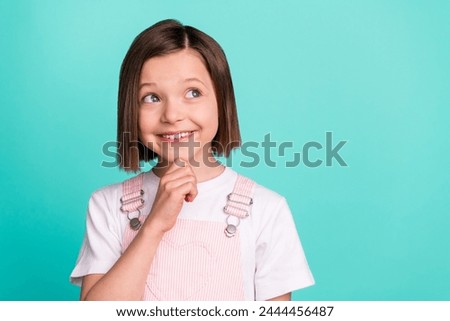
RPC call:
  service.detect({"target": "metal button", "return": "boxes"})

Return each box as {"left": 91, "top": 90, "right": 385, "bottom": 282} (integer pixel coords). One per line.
{"left": 225, "top": 224, "right": 237, "bottom": 238}
{"left": 130, "top": 217, "right": 141, "bottom": 231}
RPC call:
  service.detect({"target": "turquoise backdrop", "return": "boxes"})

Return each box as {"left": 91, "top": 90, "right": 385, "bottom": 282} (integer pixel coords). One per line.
{"left": 1, "top": 0, "right": 449, "bottom": 300}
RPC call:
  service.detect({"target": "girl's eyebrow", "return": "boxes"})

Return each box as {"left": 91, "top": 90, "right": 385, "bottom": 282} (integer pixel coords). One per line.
{"left": 139, "top": 82, "right": 157, "bottom": 90}
{"left": 139, "top": 78, "right": 206, "bottom": 90}
{"left": 184, "top": 77, "right": 206, "bottom": 86}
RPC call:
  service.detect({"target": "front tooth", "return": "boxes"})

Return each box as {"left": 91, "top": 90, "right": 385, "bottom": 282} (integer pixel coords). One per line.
{"left": 163, "top": 132, "right": 191, "bottom": 140}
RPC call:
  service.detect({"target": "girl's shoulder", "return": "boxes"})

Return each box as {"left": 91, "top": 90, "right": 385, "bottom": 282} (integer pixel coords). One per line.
{"left": 235, "top": 172, "right": 295, "bottom": 230}
{"left": 233, "top": 170, "right": 288, "bottom": 211}
{"left": 86, "top": 179, "right": 124, "bottom": 216}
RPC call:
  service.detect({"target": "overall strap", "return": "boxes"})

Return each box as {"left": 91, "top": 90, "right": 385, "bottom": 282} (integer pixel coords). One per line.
{"left": 120, "top": 173, "right": 145, "bottom": 231}
{"left": 223, "top": 175, "right": 255, "bottom": 237}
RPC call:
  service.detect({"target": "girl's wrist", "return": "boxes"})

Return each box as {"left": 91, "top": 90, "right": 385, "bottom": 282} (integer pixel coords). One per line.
{"left": 141, "top": 216, "right": 166, "bottom": 239}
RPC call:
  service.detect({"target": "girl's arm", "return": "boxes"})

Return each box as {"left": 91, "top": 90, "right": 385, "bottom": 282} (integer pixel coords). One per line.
{"left": 80, "top": 218, "right": 164, "bottom": 300}
{"left": 80, "top": 160, "right": 197, "bottom": 301}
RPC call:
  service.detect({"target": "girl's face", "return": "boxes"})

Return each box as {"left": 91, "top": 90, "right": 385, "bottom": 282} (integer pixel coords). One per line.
{"left": 138, "top": 49, "right": 219, "bottom": 165}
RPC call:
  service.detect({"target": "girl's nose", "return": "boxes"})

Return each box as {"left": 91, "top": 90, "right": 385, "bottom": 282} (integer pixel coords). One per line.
{"left": 160, "top": 99, "right": 184, "bottom": 124}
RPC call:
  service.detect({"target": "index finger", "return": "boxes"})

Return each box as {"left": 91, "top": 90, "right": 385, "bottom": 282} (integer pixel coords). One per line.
{"left": 174, "top": 158, "right": 187, "bottom": 167}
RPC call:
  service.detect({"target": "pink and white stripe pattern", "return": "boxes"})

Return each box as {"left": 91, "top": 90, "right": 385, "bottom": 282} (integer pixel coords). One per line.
{"left": 120, "top": 173, "right": 144, "bottom": 213}
{"left": 223, "top": 175, "right": 254, "bottom": 219}
{"left": 143, "top": 219, "right": 245, "bottom": 300}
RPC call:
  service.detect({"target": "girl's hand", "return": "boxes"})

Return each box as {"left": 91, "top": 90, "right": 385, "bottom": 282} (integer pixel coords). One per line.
{"left": 144, "top": 158, "right": 197, "bottom": 233}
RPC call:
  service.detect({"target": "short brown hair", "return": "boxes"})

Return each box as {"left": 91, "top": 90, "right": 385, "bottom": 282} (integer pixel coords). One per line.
{"left": 117, "top": 19, "right": 241, "bottom": 172}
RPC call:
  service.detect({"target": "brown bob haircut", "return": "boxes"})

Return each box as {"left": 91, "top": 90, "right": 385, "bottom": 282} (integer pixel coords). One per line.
{"left": 117, "top": 19, "right": 241, "bottom": 172}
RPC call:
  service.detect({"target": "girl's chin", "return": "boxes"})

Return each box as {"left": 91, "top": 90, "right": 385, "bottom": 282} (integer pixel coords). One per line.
{"left": 154, "top": 153, "right": 218, "bottom": 168}
{"left": 156, "top": 154, "right": 196, "bottom": 165}
{"left": 159, "top": 158, "right": 191, "bottom": 166}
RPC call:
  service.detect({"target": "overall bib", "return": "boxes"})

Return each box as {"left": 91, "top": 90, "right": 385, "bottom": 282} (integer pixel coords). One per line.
{"left": 119, "top": 172, "right": 255, "bottom": 301}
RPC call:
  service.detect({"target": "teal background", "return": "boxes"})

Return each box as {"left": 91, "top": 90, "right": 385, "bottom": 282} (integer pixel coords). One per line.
{"left": 1, "top": 0, "right": 449, "bottom": 300}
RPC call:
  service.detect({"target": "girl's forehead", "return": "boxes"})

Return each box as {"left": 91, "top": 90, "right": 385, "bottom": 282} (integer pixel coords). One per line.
{"left": 140, "top": 49, "right": 211, "bottom": 85}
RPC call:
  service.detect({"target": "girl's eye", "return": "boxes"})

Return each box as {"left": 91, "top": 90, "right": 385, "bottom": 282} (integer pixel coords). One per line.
{"left": 186, "top": 89, "right": 201, "bottom": 99}
{"left": 143, "top": 94, "right": 160, "bottom": 103}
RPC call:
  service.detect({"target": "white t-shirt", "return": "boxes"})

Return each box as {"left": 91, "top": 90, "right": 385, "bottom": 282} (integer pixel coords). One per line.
{"left": 70, "top": 166, "right": 315, "bottom": 300}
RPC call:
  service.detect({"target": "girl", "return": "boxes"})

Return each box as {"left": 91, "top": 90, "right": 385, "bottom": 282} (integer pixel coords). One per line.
{"left": 70, "top": 19, "right": 314, "bottom": 301}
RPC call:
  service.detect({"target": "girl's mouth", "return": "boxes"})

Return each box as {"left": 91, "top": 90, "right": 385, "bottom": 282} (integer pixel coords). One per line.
{"left": 158, "top": 131, "right": 194, "bottom": 142}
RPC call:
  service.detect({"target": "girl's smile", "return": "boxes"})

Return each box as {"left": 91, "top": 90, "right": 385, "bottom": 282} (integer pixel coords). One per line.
{"left": 157, "top": 130, "right": 195, "bottom": 142}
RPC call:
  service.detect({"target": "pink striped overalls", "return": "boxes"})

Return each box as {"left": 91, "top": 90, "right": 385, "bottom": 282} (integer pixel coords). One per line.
{"left": 119, "top": 172, "right": 255, "bottom": 300}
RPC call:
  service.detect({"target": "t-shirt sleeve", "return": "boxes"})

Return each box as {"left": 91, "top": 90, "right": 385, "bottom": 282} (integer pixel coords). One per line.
{"left": 254, "top": 197, "right": 315, "bottom": 301}
{"left": 70, "top": 188, "right": 122, "bottom": 286}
